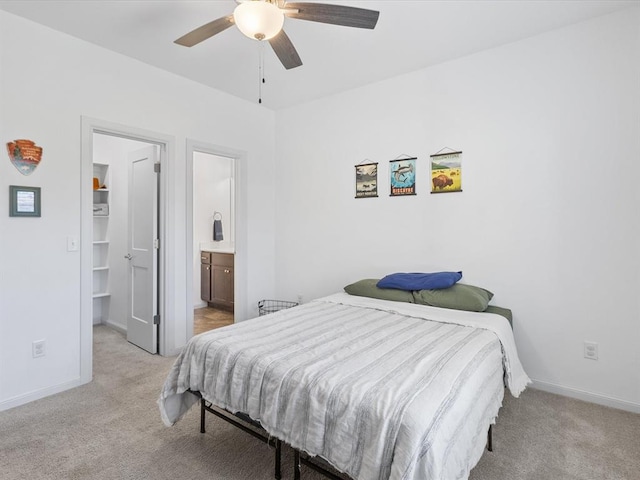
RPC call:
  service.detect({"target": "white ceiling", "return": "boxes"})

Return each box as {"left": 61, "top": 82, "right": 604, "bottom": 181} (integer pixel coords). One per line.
{"left": 1, "top": 0, "right": 637, "bottom": 109}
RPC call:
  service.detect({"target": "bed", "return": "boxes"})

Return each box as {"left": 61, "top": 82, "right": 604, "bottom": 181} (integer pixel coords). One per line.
{"left": 158, "top": 292, "right": 529, "bottom": 480}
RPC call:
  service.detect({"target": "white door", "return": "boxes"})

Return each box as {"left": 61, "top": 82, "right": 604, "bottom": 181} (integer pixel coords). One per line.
{"left": 126, "top": 145, "right": 159, "bottom": 353}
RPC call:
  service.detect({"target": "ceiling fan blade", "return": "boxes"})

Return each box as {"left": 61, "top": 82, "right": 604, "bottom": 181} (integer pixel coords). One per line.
{"left": 269, "top": 30, "right": 303, "bottom": 70}
{"left": 284, "top": 2, "right": 379, "bottom": 29}
{"left": 174, "top": 15, "right": 235, "bottom": 47}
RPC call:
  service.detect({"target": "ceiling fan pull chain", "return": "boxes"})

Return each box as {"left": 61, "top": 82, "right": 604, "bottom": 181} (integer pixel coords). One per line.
{"left": 262, "top": 41, "right": 266, "bottom": 85}
{"left": 258, "top": 42, "right": 265, "bottom": 104}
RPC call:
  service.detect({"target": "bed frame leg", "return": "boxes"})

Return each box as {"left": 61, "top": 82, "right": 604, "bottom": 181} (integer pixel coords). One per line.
{"left": 275, "top": 438, "right": 282, "bottom": 480}
{"left": 294, "top": 449, "right": 301, "bottom": 480}
{"left": 487, "top": 424, "right": 493, "bottom": 452}
{"left": 200, "top": 398, "right": 206, "bottom": 434}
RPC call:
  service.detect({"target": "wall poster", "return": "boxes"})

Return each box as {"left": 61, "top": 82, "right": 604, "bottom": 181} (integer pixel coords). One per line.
{"left": 355, "top": 162, "right": 378, "bottom": 198}
{"left": 430, "top": 150, "right": 462, "bottom": 193}
{"left": 389, "top": 157, "right": 416, "bottom": 196}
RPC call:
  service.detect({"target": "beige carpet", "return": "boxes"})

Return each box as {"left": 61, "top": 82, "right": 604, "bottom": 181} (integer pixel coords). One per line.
{"left": 0, "top": 325, "right": 638, "bottom": 480}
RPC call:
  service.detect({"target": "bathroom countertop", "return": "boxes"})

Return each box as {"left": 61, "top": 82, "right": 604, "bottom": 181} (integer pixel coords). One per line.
{"left": 201, "top": 248, "right": 235, "bottom": 254}
{"left": 200, "top": 242, "right": 235, "bottom": 254}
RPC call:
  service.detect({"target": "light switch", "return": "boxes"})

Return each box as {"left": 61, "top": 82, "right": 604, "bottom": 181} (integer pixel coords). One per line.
{"left": 67, "top": 236, "right": 79, "bottom": 252}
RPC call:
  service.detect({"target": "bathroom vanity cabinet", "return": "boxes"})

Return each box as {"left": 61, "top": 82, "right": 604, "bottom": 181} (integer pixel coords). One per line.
{"left": 201, "top": 251, "right": 234, "bottom": 311}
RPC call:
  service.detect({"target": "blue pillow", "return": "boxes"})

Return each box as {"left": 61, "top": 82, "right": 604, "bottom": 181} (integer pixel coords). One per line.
{"left": 377, "top": 272, "right": 462, "bottom": 291}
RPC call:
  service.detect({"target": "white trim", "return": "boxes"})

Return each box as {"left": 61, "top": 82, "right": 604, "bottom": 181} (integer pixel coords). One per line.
{"left": 81, "top": 117, "right": 175, "bottom": 375}
{"left": 185, "top": 139, "right": 248, "bottom": 342}
{"left": 103, "top": 320, "right": 127, "bottom": 336}
{"left": 0, "top": 378, "right": 85, "bottom": 412}
{"left": 530, "top": 379, "right": 640, "bottom": 414}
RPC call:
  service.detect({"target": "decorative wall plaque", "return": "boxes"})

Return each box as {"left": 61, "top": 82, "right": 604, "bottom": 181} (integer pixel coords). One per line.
{"left": 7, "top": 139, "right": 43, "bottom": 175}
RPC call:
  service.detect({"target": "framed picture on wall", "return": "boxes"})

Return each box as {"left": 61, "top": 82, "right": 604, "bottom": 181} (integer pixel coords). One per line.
{"left": 9, "top": 185, "right": 41, "bottom": 217}
{"left": 355, "top": 162, "right": 378, "bottom": 198}
{"left": 389, "top": 158, "right": 416, "bottom": 196}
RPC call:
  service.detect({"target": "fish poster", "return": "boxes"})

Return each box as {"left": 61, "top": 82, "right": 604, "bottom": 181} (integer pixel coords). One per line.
{"left": 389, "top": 158, "right": 416, "bottom": 196}
{"left": 7, "top": 139, "right": 43, "bottom": 176}
{"left": 430, "top": 151, "right": 462, "bottom": 193}
{"left": 355, "top": 162, "right": 378, "bottom": 198}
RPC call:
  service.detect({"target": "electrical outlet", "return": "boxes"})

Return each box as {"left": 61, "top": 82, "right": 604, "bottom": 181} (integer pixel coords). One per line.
{"left": 32, "top": 339, "right": 46, "bottom": 358}
{"left": 584, "top": 341, "right": 598, "bottom": 360}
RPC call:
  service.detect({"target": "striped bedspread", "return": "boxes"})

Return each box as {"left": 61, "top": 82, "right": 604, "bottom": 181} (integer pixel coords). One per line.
{"left": 159, "top": 293, "right": 529, "bottom": 480}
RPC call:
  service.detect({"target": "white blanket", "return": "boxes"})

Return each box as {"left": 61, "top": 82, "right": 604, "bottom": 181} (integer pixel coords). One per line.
{"left": 159, "top": 293, "right": 530, "bottom": 480}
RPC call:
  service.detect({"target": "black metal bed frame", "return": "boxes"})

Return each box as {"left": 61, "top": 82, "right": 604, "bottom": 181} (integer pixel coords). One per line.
{"left": 190, "top": 389, "right": 494, "bottom": 480}
{"left": 191, "top": 390, "right": 282, "bottom": 479}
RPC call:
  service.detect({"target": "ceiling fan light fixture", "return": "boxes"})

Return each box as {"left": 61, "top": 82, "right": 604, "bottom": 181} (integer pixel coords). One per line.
{"left": 234, "top": 1, "right": 284, "bottom": 41}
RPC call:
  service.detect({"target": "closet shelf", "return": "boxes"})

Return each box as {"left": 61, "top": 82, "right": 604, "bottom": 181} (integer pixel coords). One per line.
{"left": 93, "top": 161, "right": 111, "bottom": 324}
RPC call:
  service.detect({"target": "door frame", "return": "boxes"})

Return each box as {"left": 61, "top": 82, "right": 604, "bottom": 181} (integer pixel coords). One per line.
{"left": 80, "top": 117, "right": 174, "bottom": 383}
{"left": 185, "top": 139, "right": 248, "bottom": 339}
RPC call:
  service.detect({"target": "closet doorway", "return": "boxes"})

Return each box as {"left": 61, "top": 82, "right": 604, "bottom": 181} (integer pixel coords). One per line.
{"left": 91, "top": 133, "right": 162, "bottom": 352}
{"left": 187, "top": 143, "right": 240, "bottom": 337}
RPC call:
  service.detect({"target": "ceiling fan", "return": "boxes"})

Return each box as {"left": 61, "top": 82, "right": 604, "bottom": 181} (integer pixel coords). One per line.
{"left": 174, "top": 0, "right": 380, "bottom": 70}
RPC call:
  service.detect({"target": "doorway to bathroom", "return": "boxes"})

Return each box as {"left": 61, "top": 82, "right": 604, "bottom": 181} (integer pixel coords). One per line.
{"left": 186, "top": 141, "right": 242, "bottom": 337}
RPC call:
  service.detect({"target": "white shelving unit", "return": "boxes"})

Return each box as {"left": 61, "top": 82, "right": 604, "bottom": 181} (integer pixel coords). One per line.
{"left": 92, "top": 163, "right": 110, "bottom": 324}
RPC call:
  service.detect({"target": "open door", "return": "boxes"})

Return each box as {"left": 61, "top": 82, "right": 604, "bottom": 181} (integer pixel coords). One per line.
{"left": 126, "top": 145, "right": 159, "bottom": 353}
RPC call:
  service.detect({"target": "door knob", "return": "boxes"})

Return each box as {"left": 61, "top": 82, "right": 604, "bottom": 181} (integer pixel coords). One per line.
{"left": 124, "top": 253, "right": 132, "bottom": 260}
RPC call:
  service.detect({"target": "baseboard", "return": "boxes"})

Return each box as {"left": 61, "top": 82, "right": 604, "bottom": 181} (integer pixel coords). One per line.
{"left": 0, "top": 377, "right": 87, "bottom": 412}
{"left": 165, "top": 347, "right": 183, "bottom": 356}
{"left": 103, "top": 319, "right": 127, "bottom": 335}
{"left": 530, "top": 379, "right": 640, "bottom": 414}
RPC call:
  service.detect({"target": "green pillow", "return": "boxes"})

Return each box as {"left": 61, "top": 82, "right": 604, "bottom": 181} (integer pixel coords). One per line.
{"left": 412, "top": 283, "right": 493, "bottom": 312}
{"left": 344, "top": 279, "right": 415, "bottom": 303}
{"left": 484, "top": 305, "right": 513, "bottom": 327}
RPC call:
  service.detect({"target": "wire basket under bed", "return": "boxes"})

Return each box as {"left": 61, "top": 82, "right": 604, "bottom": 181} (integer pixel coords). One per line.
{"left": 258, "top": 299, "right": 299, "bottom": 316}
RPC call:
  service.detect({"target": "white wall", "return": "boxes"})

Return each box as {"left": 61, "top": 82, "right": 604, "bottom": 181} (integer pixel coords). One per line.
{"left": 274, "top": 8, "right": 640, "bottom": 411}
{"left": 2, "top": 6, "right": 639, "bottom": 414}
{"left": 193, "top": 152, "right": 234, "bottom": 308}
{"left": 0, "top": 11, "right": 277, "bottom": 410}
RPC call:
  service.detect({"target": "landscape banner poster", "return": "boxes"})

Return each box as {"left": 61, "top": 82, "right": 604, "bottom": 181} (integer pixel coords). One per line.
{"left": 389, "top": 158, "right": 416, "bottom": 196}
{"left": 355, "top": 163, "right": 378, "bottom": 198}
{"left": 430, "top": 151, "right": 462, "bottom": 193}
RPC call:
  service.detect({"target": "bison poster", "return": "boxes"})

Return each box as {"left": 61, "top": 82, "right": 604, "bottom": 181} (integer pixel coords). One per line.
{"left": 389, "top": 158, "right": 416, "bottom": 196}
{"left": 355, "top": 162, "right": 378, "bottom": 198}
{"left": 430, "top": 151, "right": 462, "bottom": 193}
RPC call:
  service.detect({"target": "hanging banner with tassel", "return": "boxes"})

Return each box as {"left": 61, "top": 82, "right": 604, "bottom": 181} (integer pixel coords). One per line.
{"left": 355, "top": 160, "right": 378, "bottom": 198}
{"left": 430, "top": 148, "right": 462, "bottom": 194}
{"left": 389, "top": 155, "right": 417, "bottom": 196}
